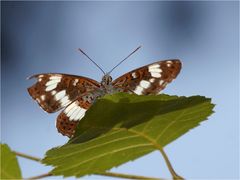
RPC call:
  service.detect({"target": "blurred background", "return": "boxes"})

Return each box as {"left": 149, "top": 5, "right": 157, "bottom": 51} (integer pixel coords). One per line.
{"left": 1, "top": 1, "right": 239, "bottom": 179}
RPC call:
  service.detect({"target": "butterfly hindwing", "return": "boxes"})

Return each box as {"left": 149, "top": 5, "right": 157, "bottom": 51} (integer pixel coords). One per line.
{"left": 56, "top": 92, "right": 97, "bottom": 137}
{"left": 112, "top": 59, "right": 181, "bottom": 95}
{"left": 27, "top": 73, "right": 100, "bottom": 113}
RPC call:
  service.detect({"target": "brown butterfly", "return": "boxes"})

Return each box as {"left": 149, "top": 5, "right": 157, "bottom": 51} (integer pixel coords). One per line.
{"left": 28, "top": 46, "right": 181, "bottom": 137}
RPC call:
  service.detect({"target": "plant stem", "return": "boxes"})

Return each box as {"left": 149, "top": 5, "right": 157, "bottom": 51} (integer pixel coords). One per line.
{"left": 126, "top": 129, "right": 184, "bottom": 180}
{"left": 158, "top": 147, "right": 184, "bottom": 180}
{"left": 96, "top": 172, "right": 163, "bottom": 180}
{"left": 12, "top": 151, "right": 41, "bottom": 162}
{"left": 14, "top": 151, "right": 163, "bottom": 180}
{"left": 25, "top": 172, "right": 162, "bottom": 180}
{"left": 25, "top": 173, "right": 52, "bottom": 180}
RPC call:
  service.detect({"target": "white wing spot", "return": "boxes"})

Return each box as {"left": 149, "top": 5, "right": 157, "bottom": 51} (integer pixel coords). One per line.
{"left": 166, "top": 61, "right": 173, "bottom": 64}
{"left": 148, "top": 64, "right": 160, "bottom": 69}
{"left": 55, "top": 90, "right": 66, "bottom": 100}
{"left": 150, "top": 68, "right": 162, "bottom": 73}
{"left": 38, "top": 78, "right": 42, "bottom": 82}
{"left": 159, "top": 80, "right": 164, "bottom": 85}
{"left": 69, "top": 107, "right": 86, "bottom": 121}
{"left": 167, "top": 63, "right": 171, "bottom": 67}
{"left": 46, "top": 83, "right": 58, "bottom": 91}
{"left": 148, "top": 64, "right": 162, "bottom": 76}
{"left": 66, "top": 104, "right": 78, "bottom": 117}
{"left": 149, "top": 78, "right": 155, "bottom": 83}
{"left": 140, "top": 80, "right": 151, "bottom": 89}
{"left": 40, "top": 95, "right": 45, "bottom": 101}
{"left": 45, "top": 76, "right": 62, "bottom": 91}
{"left": 36, "top": 98, "right": 41, "bottom": 103}
{"left": 65, "top": 102, "right": 77, "bottom": 114}
{"left": 49, "top": 76, "right": 62, "bottom": 80}
{"left": 46, "top": 79, "right": 61, "bottom": 86}
{"left": 60, "top": 96, "right": 70, "bottom": 106}
{"left": 73, "top": 108, "right": 86, "bottom": 121}
{"left": 69, "top": 107, "right": 80, "bottom": 120}
{"left": 132, "top": 72, "right": 137, "bottom": 78}
{"left": 150, "top": 72, "right": 161, "bottom": 78}
{"left": 73, "top": 79, "right": 79, "bottom": 86}
{"left": 51, "top": 90, "right": 57, "bottom": 95}
{"left": 133, "top": 86, "right": 144, "bottom": 95}
{"left": 45, "top": 77, "right": 61, "bottom": 91}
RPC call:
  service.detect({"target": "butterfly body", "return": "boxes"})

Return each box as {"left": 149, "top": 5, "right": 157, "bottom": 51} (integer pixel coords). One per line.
{"left": 28, "top": 59, "right": 181, "bottom": 137}
{"left": 99, "top": 74, "right": 123, "bottom": 94}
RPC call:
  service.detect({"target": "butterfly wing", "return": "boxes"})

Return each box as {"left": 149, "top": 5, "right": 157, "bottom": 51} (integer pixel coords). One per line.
{"left": 27, "top": 73, "right": 100, "bottom": 113}
{"left": 112, "top": 59, "right": 181, "bottom": 95}
{"left": 56, "top": 92, "right": 97, "bottom": 137}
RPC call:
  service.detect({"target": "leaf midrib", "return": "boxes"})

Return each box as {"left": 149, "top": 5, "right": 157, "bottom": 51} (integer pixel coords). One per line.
{"left": 53, "top": 143, "right": 153, "bottom": 173}
{"left": 52, "top": 126, "right": 166, "bottom": 173}
{"left": 46, "top": 133, "right": 139, "bottom": 161}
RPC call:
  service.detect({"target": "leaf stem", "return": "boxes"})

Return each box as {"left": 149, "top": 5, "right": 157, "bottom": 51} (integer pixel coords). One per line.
{"left": 158, "top": 147, "right": 184, "bottom": 180}
{"left": 96, "top": 172, "right": 163, "bottom": 180}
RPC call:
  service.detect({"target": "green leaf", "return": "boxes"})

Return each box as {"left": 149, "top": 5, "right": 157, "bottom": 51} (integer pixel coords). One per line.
{"left": 0, "top": 144, "right": 22, "bottom": 179}
{"left": 43, "top": 93, "right": 214, "bottom": 177}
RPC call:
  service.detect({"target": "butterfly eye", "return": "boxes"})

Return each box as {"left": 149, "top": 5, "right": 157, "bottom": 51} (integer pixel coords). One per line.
{"left": 107, "top": 76, "right": 113, "bottom": 84}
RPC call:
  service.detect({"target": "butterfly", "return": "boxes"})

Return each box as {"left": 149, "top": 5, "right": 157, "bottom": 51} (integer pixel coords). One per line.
{"left": 27, "top": 46, "right": 182, "bottom": 137}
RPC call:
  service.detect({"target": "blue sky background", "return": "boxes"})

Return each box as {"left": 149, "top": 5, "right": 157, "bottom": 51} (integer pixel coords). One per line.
{"left": 1, "top": 1, "right": 239, "bottom": 179}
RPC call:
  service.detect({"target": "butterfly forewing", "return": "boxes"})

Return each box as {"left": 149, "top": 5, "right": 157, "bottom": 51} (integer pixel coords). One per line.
{"left": 112, "top": 59, "right": 181, "bottom": 95}
{"left": 28, "top": 73, "right": 100, "bottom": 113}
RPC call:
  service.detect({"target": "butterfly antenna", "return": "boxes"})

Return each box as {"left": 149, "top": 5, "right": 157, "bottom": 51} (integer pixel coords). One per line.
{"left": 109, "top": 45, "right": 142, "bottom": 74}
{"left": 78, "top": 48, "right": 105, "bottom": 75}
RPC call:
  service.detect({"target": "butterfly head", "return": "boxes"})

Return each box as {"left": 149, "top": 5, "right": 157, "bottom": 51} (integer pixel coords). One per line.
{"left": 101, "top": 73, "right": 112, "bottom": 86}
